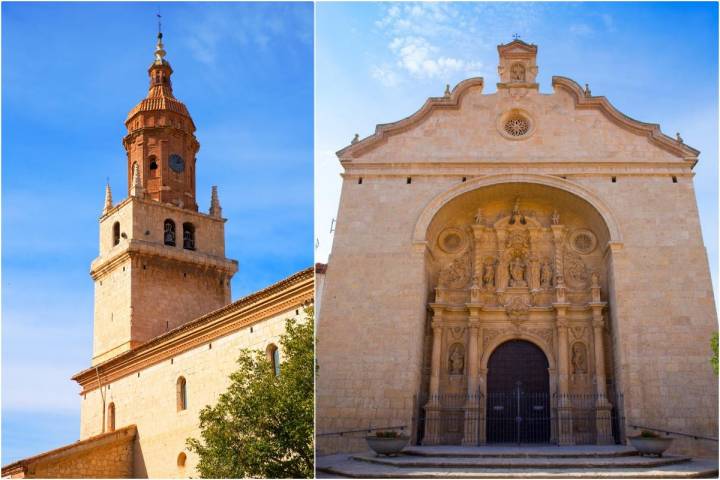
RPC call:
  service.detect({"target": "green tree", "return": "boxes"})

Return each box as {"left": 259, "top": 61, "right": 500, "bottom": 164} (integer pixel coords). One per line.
{"left": 711, "top": 332, "right": 718, "bottom": 375}
{"left": 187, "top": 310, "right": 314, "bottom": 478}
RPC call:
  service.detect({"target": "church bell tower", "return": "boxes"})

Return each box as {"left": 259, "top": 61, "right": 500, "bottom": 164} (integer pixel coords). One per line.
{"left": 90, "top": 31, "right": 238, "bottom": 365}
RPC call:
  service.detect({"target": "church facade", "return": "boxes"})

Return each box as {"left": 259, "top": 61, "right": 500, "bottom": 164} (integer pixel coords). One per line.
{"left": 2, "top": 33, "right": 313, "bottom": 479}
{"left": 316, "top": 40, "right": 717, "bottom": 457}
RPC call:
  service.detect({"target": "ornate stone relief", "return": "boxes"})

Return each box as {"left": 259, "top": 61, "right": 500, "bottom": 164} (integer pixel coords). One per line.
{"left": 505, "top": 296, "right": 530, "bottom": 325}
{"left": 448, "top": 343, "right": 465, "bottom": 375}
{"left": 439, "top": 251, "right": 471, "bottom": 288}
{"left": 526, "top": 327, "right": 554, "bottom": 350}
{"left": 564, "top": 252, "right": 589, "bottom": 289}
{"left": 481, "top": 257, "right": 497, "bottom": 289}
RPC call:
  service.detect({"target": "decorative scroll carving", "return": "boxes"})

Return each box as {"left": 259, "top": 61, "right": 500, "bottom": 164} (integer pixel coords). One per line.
{"left": 571, "top": 342, "right": 588, "bottom": 374}
{"left": 483, "top": 328, "right": 503, "bottom": 349}
{"left": 505, "top": 296, "right": 530, "bottom": 324}
{"left": 450, "top": 327, "right": 465, "bottom": 340}
{"left": 449, "top": 343, "right": 465, "bottom": 375}
{"left": 439, "top": 251, "right": 471, "bottom": 288}
{"left": 571, "top": 326, "right": 588, "bottom": 340}
{"left": 526, "top": 327, "right": 554, "bottom": 350}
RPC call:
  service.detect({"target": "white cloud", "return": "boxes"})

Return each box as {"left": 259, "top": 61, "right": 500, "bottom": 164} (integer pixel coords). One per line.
{"left": 371, "top": 4, "right": 487, "bottom": 85}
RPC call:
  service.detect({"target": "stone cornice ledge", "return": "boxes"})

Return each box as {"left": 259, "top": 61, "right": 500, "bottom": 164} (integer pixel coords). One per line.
{"left": 552, "top": 76, "right": 699, "bottom": 166}
{"left": 90, "top": 239, "right": 238, "bottom": 280}
{"left": 72, "top": 267, "right": 313, "bottom": 393}
{"left": 336, "top": 77, "right": 485, "bottom": 161}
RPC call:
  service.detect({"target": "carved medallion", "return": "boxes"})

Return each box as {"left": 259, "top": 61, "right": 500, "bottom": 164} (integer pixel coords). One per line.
{"left": 569, "top": 229, "right": 597, "bottom": 255}
{"left": 438, "top": 227, "right": 468, "bottom": 254}
{"left": 438, "top": 251, "right": 471, "bottom": 288}
{"left": 505, "top": 296, "right": 529, "bottom": 324}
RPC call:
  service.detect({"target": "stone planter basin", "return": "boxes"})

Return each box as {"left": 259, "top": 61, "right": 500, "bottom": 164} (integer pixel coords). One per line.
{"left": 365, "top": 435, "right": 410, "bottom": 456}
{"left": 628, "top": 435, "right": 674, "bottom": 457}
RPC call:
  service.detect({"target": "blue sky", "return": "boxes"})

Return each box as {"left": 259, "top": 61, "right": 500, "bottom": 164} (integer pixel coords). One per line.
{"left": 2, "top": 2, "right": 313, "bottom": 464}
{"left": 315, "top": 2, "right": 719, "bottom": 310}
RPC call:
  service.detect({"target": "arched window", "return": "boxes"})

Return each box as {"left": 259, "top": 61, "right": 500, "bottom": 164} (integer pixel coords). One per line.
{"left": 107, "top": 402, "right": 116, "bottom": 432}
{"left": 177, "top": 452, "right": 187, "bottom": 469}
{"left": 148, "top": 155, "right": 158, "bottom": 177}
{"left": 183, "top": 223, "right": 195, "bottom": 250}
{"left": 164, "top": 219, "right": 176, "bottom": 247}
{"left": 113, "top": 222, "right": 120, "bottom": 246}
{"left": 177, "top": 376, "right": 187, "bottom": 411}
{"left": 267, "top": 344, "right": 280, "bottom": 377}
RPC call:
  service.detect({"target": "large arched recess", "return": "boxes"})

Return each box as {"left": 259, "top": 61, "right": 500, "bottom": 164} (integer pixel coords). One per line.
{"left": 412, "top": 174, "right": 622, "bottom": 247}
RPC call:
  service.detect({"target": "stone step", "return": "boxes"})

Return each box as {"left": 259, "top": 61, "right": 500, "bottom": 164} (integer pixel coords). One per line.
{"left": 352, "top": 453, "right": 690, "bottom": 469}
{"left": 404, "top": 445, "right": 639, "bottom": 458}
{"left": 316, "top": 454, "right": 719, "bottom": 479}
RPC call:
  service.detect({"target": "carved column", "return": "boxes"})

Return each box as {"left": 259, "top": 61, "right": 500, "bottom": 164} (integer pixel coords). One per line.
{"left": 423, "top": 310, "right": 444, "bottom": 445}
{"left": 550, "top": 225, "right": 566, "bottom": 281}
{"left": 462, "top": 315, "right": 480, "bottom": 446}
{"left": 591, "top": 303, "right": 613, "bottom": 444}
{"left": 555, "top": 306, "right": 574, "bottom": 445}
{"left": 495, "top": 229, "right": 508, "bottom": 291}
{"left": 471, "top": 225, "right": 485, "bottom": 303}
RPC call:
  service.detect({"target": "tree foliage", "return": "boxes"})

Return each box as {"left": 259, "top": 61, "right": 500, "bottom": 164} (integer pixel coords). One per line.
{"left": 187, "top": 310, "right": 314, "bottom": 478}
{"left": 712, "top": 332, "right": 718, "bottom": 375}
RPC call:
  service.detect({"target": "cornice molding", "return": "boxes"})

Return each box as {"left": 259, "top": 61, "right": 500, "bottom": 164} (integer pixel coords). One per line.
{"left": 72, "top": 268, "right": 313, "bottom": 393}
{"left": 336, "top": 77, "right": 485, "bottom": 160}
{"left": 552, "top": 76, "right": 699, "bottom": 165}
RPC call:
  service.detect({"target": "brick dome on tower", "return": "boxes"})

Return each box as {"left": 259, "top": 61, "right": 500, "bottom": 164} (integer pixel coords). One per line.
{"left": 122, "top": 31, "right": 200, "bottom": 211}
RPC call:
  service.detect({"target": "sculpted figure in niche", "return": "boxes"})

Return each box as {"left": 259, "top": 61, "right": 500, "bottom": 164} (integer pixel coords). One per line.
{"left": 482, "top": 259, "right": 496, "bottom": 289}
{"left": 510, "top": 63, "right": 525, "bottom": 82}
{"left": 474, "top": 208, "right": 484, "bottom": 225}
{"left": 509, "top": 198, "right": 526, "bottom": 225}
{"left": 591, "top": 271, "right": 600, "bottom": 289}
{"left": 572, "top": 343, "right": 588, "bottom": 374}
{"left": 449, "top": 344, "right": 465, "bottom": 375}
{"left": 541, "top": 260, "right": 553, "bottom": 288}
{"left": 509, "top": 257, "right": 527, "bottom": 287}
{"left": 551, "top": 209, "right": 560, "bottom": 225}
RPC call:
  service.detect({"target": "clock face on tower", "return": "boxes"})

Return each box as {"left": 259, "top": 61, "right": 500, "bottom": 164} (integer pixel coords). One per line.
{"left": 169, "top": 154, "right": 185, "bottom": 173}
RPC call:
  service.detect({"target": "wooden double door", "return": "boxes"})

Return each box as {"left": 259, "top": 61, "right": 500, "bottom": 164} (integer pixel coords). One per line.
{"left": 486, "top": 340, "right": 551, "bottom": 443}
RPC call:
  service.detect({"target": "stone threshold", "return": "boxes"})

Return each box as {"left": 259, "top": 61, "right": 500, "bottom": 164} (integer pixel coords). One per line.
{"left": 352, "top": 453, "right": 690, "bottom": 469}
{"left": 404, "top": 445, "right": 638, "bottom": 458}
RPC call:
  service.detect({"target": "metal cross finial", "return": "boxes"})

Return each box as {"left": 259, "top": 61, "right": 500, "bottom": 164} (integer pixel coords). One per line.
{"left": 512, "top": 33, "right": 521, "bottom": 40}
{"left": 157, "top": 13, "right": 162, "bottom": 38}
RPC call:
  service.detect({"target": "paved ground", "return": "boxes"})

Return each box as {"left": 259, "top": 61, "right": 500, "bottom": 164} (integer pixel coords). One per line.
{"left": 404, "top": 445, "right": 638, "bottom": 457}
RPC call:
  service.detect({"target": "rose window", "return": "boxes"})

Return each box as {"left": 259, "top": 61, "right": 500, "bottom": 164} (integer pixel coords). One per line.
{"left": 504, "top": 117, "right": 530, "bottom": 137}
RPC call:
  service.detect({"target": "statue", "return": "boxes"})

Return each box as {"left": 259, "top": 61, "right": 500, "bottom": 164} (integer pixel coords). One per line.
{"left": 482, "top": 260, "right": 495, "bottom": 289}
{"left": 474, "top": 208, "right": 484, "bottom": 225}
{"left": 572, "top": 343, "right": 587, "bottom": 374}
{"left": 510, "top": 63, "right": 525, "bottom": 82}
{"left": 449, "top": 344, "right": 465, "bottom": 375}
{"left": 541, "top": 261, "right": 553, "bottom": 288}
{"left": 509, "top": 257, "right": 527, "bottom": 287}
{"left": 509, "top": 198, "right": 525, "bottom": 225}
{"left": 591, "top": 271, "right": 600, "bottom": 289}
{"left": 551, "top": 209, "right": 560, "bottom": 225}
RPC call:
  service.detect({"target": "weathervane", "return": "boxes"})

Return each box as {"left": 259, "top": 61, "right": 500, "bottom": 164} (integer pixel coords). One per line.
{"left": 512, "top": 33, "right": 521, "bottom": 40}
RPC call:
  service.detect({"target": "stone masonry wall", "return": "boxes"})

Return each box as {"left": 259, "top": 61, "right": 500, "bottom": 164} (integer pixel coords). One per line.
{"left": 80, "top": 307, "right": 305, "bottom": 478}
